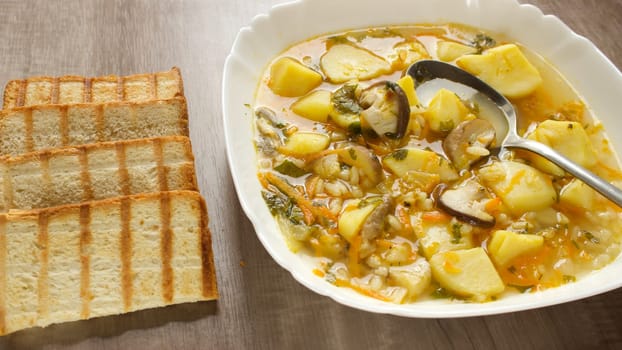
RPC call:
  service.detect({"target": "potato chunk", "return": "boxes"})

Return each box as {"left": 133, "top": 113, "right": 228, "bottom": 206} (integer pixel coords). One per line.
{"left": 527, "top": 120, "right": 597, "bottom": 176}
{"left": 488, "top": 230, "right": 544, "bottom": 267}
{"left": 320, "top": 44, "right": 391, "bottom": 83}
{"left": 338, "top": 200, "right": 379, "bottom": 242}
{"left": 291, "top": 90, "right": 332, "bottom": 123}
{"left": 413, "top": 221, "right": 473, "bottom": 259}
{"left": 430, "top": 248, "right": 504, "bottom": 299}
{"left": 560, "top": 179, "right": 596, "bottom": 210}
{"left": 383, "top": 148, "right": 458, "bottom": 182}
{"left": 279, "top": 132, "right": 329, "bottom": 157}
{"left": 479, "top": 161, "right": 556, "bottom": 215}
{"left": 424, "top": 88, "right": 470, "bottom": 133}
{"left": 396, "top": 75, "right": 420, "bottom": 107}
{"left": 268, "top": 57, "right": 323, "bottom": 97}
{"left": 436, "top": 41, "right": 477, "bottom": 62}
{"left": 389, "top": 40, "right": 430, "bottom": 70}
{"left": 456, "top": 44, "right": 542, "bottom": 99}
{"left": 388, "top": 258, "right": 432, "bottom": 301}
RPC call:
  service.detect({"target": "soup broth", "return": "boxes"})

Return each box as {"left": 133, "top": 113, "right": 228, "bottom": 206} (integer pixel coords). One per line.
{"left": 253, "top": 24, "right": 622, "bottom": 303}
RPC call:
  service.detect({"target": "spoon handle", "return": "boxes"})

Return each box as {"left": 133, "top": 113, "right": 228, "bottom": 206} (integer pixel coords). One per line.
{"left": 506, "top": 138, "right": 622, "bottom": 207}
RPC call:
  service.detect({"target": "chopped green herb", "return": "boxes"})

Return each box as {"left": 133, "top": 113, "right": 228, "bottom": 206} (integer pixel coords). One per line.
{"left": 431, "top": 287, "right": 451, "bottom": 299}
{"left": 571, "top": 240, "right": 580, "bottom": 250}
{"left": 326, "top": 35, "right": 351, "bottom": 46}
{"left": 244, "top": 103, "right": 251, "bottom": 109}
{"left": 357, "top": 197, "right": 382, "bottom": 209}
{"left": 274, "top": 160, "right": 308, "bottom": 178}
{"left": 507, "top": 266, "right": 517, "bottom": 274}
{"left": 261, "top": 190, "right": 304, "bottom": 224}
{"left": 471, "top": 33, "right": 496, "bottom": 53}
{"left": 332, "top": 83, "right": 362, "bottom": 115}
{"left": 438, "top": 120, "right": 455, "bottom": 133}
{"left": 567, "top": 123, "right": 574, "bottom": 129}
{"left": 348, "top": 148, "right": 358, "bottom": 160}
{"left": 325, "top": 272, "right": 337, "bottom": 284}
{"left": 347, "top": 121, "right": 362, "bottom": 135}
{"left": 391, "top": 149, "right": 408, "bottom": 161}
{"left": 262, "top": 190, "right": 287, "bottom": 216}
{"left": 451, "top": 223, "right": 462, "bottom": 244}
{"left": 584, "top": 231, "right": 600, "bottom": 244}
{"left": 563, "top": 275, "right": 576, "bottom": 283}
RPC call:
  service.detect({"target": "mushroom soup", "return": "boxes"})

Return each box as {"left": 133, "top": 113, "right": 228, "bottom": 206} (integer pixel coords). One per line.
{"left": 252, "top": 24, "right": 622, "bottom": 303}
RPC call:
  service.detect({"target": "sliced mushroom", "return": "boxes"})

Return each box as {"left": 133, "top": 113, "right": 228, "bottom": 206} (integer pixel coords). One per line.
{"left": 255, "top": 106, "right": 284, "bottom": 156}
{"left": 255, "top": 106, "right": 285, "bottom": 128}
{"left": 359, "top": 196, "right": 391, "bottom": 258}
{"left": 443, "top": 119, "right": 495, "bottom": 170}
{"left": 436, "top": 179, "right": 495, "bottom": 228}
{"left": 335, "top": 144, "right": 384, "bottom": 188}
{"left": 360, "top": 196, "right": 391, "bottom": 241}
{"left": 359, "top": 81, "right": 410, "bottom": 139}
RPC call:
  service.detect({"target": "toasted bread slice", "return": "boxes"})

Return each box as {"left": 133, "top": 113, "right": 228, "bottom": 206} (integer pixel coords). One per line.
{"left": 0, "top": 190, "right": 217, "bottom": 335}
{"left": 2, "top": 67, "right": 184, "bottom": 109}
{"left": 0, "top": 97, "right": 188, "bottom": 156}
{"left": 0, "top": 136, "right": 198, "bottom": 212}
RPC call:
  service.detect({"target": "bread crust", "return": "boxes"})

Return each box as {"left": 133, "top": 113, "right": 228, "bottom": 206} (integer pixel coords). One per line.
{"left": 0, "top": 190, "right": 217, "bottom": 336}
{"left": 2, "top": 67, "right": 184, "bottom": 109}
{"left": 0, "top": 97, "right": 189, "bottom": 156}
{"left": 0, "top": 136, "right": 199, "bottom": 211}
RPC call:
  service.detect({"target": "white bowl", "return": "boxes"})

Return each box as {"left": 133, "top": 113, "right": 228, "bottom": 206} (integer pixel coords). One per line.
{"left": 222, "top": 0, "right": 622, "bottom": 317}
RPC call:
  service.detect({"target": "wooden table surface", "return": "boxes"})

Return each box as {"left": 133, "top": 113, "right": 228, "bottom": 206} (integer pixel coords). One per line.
{"left": 0, "top": 0, "right": 621, "bottom": 349}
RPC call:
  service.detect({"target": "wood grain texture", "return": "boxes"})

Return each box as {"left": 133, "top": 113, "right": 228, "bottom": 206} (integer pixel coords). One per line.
{"left": 0, "top": 0, "right": 621, "bottom": 349}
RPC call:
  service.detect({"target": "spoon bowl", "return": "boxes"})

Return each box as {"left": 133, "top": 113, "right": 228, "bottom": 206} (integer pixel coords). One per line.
{"left": 407, "top": 59, "right": 622, "bottom": 207}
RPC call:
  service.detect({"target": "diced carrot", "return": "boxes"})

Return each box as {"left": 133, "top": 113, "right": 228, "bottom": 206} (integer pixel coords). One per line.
{"left": 375, "top": 239, "right": 394, "bottom": 249}
{"left": 257, "top": 172, "right": 269, "bottom": 188}
{"left": 485, "top": 197, "right": 502, "bottom": 213}
{"left": 312, "top": 269, "right": 325, "bottom": 277}
{"left": 348, "top": 235, "right": 362, "bottom": 277}
{"left": 302, "top": 148, "right": 340, "bottom": 163}
{"left": 396, "top": 206, "right": 413, "bottom": 233}
{"left": 305, "top": 175, "right": 319, "bottom": 197}
{"left": 265, "top": 172, "right": 336, "bottom": 222}
{"left": 334, "top": 278, "right": 390, "bottom": 302}
{"left": 421, "top": 211, "right": 451, "bottom": 223}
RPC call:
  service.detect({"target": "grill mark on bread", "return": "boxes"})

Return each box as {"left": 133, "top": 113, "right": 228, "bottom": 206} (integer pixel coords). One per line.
{"left": 36, "top": 213, "right": 49, "bottom": 320}
{"left": 179, "top": 99, "right": 189, "bottom": 136}
{"left": 120, "top": 197, "right": 132, "bottom": 312}
{"left": 16, "top": 80, "right": 26, "bottom": 107}
{"left": 4, "top": 68, "right": 183, "bottom": 109}
{"left": 151, "top": 74, "right": 158, "bottom": 100}
{"left": 25, "top": 109, "right": 34, "bottom": 153}
{"left": 79, "top": 204, "right": 92, "bottom": 318}
{"left": 116, "top": 143, "right": 130, "bottom": 196}
{"left": 154, "top": 138, "right": 169, "bottom": 192}
{"left": 84, "top": 78, "right": 92, "bottom": 103}
{"left": 79, "top": 150, "right": 94, "bottom": 201}
{"left": 199, "top": 198, "right": 217, "bottom": 298}
{"left": 40, "top": 152, "right": 52, "bottom": 206}
{"left": 95, "top": 104, "right": 104, "bottom": 142}
{"left": 0, "top": 191, "right": 216, "bottom": 335}
{"left": 0, "top": 136, "right": 196, "bottom": 211}
{"left": 0, "top": 98, "right": 188, "bottom": 156}
{"left": 59, "top": 105, "right": 69, "bottom": 146}
{"left": 117, "top": 77, "right": 124, "bottom": 101}
{"left": 0, "top": 216, "right": 6, "bottom": 335}
{"left": 160, "top": 193, "right": 174, "bottom": 303}
{"left": 50, "top": 77, "right": 60, "bottom": 104}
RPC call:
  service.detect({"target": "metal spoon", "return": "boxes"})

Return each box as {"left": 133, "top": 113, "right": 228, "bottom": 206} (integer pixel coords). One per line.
{"left": 407, "top": 59, "right": 622, "bottom": 207}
